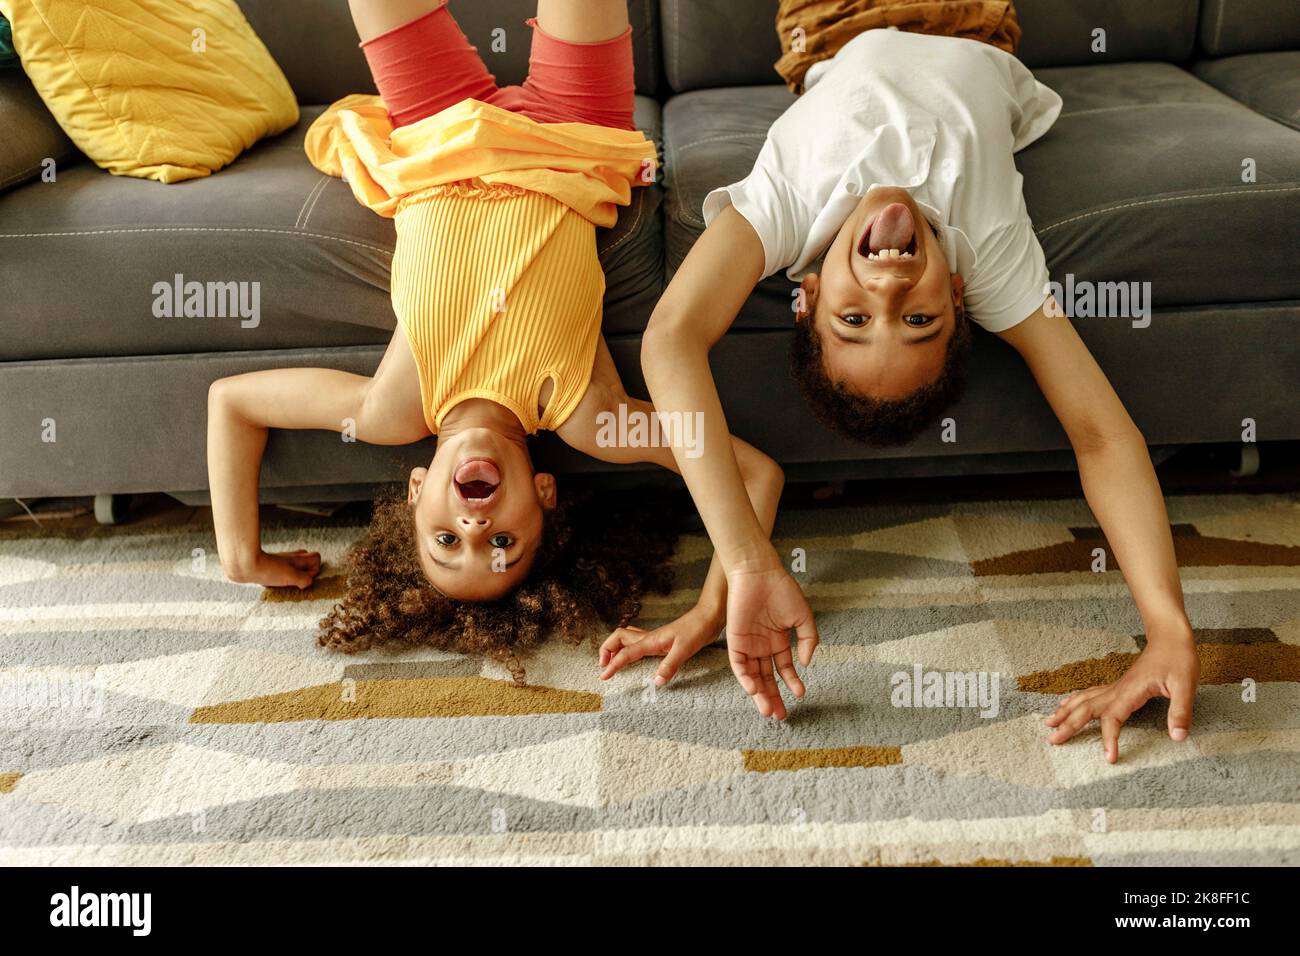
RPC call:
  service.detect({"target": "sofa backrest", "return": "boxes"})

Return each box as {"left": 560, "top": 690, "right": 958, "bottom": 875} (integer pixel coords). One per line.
{"left": 236, "top": 0, "right": 662, "bottom": 105}
{"left": 1199, "top": 0, "right": 1300, "bottom": 56}
{"left": 659, "top": 0, "right": 1203, "bottom": 92}
{"left": 1015, "top": 0, "right": 1199, "bottom": 67}
{"left": 0, "top": 69, "right": 79, "bottom": 193}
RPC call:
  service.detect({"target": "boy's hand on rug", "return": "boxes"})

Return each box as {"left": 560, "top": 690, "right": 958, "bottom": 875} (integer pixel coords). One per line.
{"left": 233, "top": 549, "right": 322, "bottom": 589}
{"left": 725, "top": 567, "right": 819, "bottom": 720}
{"left": 1044, "top": 631, "right": 1199, "bottom": 763}
{"left": 598, "top": 603, "right": 724, "bottom": 684}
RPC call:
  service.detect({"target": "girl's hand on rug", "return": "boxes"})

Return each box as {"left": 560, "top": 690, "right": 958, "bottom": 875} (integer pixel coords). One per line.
{"left": 1044, "top": 632, "right": 1199, "bottom": 763}
{"left": 724, "top": 567, "right": 819, "bottom": 720}
{"left": 598, "top": 603, "right": 724, "bottom": 684}
{"left": 238, "top": 549, "right": 322, "bottom": 589}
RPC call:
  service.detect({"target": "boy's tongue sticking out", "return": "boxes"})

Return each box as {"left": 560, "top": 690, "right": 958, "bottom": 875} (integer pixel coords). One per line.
{"left": 861, "top": 202, "right": 917, "bottom": 260}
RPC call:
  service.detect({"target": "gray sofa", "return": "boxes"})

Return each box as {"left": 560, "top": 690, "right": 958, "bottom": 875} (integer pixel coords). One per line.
{"left": 1, "top": 0, "right": 1297, "bottom": 511}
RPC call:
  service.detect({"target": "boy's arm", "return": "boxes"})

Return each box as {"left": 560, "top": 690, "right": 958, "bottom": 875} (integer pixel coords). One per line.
{"left": 639, "top": 205, "right": 775, "bottom": 573}
{"left": 206, "top": 353, "right": 425, "bottom": 586}
{"left": 559, "top": 341, "right": 786, "bottom": 628}
{"left": 597, "top": 432, "right": 787, "bottom": 688}
{"left": 559, "top": 334, "right": 802, "bottom": 716}
{"left": 997, "top": 300, "right": 1199, "bottom": 762}
{"left": 640, "top": 205, "right": 819, "bottom": 716}
{"left": 570, "top": 388, "right": 786, "bottom": 678}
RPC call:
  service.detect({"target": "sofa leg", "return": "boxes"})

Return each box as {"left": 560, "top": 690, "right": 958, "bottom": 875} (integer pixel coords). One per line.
{"left": 93, "top": 494, "right": 134, "bottom": 525}
{"left": 1229, "top": 443, "right": 1261, "bottom": 478}
{"left": 812, "top": 479, "right": 846, "bottom": 501}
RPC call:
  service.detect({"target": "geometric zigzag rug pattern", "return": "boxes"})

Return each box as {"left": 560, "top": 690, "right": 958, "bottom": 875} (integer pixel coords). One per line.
{"left": 1, "top": 493, "right": 1297, "bottom": 865}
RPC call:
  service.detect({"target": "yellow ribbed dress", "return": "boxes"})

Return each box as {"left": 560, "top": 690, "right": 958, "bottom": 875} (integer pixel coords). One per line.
{"left": 304, "top": 96, "right": 656, "bottom": 434}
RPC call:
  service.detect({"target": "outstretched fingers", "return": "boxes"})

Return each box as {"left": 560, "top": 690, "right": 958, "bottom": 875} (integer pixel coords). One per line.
{"left": 599, "top": 626, "right": 651, "bottom": 678}
{"left": 1166, "top": 677, "right": 1195, "bottom": 742}
{"left": 729, "top": 650, "right": 781, "bottom": 719}
{"left": 795, "top": 613, "right": 820, "bottom": 667}
{"left": 1044, "top": 686, "right": 1105, "bottom": 728}
{"left": 1046, "top": 694, "right": 1104, "bottom": 744}
{"left": 773, "top": 646, "right": 805, "bottom": 700}
{"left": 656, "top": 639, "right": 697, "bottom": 687}
{"left": 758, "top": 655, "right": 787, "bottom": 721}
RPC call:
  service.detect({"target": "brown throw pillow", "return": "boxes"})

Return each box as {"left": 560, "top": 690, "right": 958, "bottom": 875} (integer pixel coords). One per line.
{"left": 776, "top": 0, "right": 1022, "bottom": 93}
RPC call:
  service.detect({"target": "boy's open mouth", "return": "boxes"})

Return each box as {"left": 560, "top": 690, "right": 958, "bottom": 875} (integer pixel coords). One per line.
{"left": 858, "top": 202, "right": 919, "bottom": 261}
{"left": 453, "top": 457, "right": 501, "bottom": 508}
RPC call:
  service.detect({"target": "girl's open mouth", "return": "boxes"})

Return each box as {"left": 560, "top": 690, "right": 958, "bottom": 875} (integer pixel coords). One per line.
{"left": 453, "top": 457, "right": 501, "bottom": 508}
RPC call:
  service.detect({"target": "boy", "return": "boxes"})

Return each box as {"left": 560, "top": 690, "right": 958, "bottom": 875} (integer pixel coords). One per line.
{"left": 629, "top": 27, "right": 1199, "bottom": 761}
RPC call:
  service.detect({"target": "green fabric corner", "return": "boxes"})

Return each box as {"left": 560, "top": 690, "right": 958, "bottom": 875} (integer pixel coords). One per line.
{"left": 1, "top": 17, "right": 18, "bottom": 68}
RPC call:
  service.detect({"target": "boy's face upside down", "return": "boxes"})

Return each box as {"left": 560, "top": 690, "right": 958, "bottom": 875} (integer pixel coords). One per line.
{"left": 799, "top": 186, "right": 966, "bottom": 401}
{"left": 406, "top": 399, "right": 557, "bottom": 602}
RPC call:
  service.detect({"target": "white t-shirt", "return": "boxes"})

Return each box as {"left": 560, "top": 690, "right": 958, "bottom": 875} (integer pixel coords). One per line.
{"left": 702, "top": 29, "right": 1062, "bottom": 332}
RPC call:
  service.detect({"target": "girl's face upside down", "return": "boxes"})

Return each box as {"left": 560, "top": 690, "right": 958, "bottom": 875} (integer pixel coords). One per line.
{"left": 406, "top": 400, "right": 557, "bottom": 601}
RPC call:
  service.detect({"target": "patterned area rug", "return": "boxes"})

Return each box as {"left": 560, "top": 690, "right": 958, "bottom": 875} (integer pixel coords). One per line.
{"left": 1, "top": 493, "right": 1298, "bottom": 865}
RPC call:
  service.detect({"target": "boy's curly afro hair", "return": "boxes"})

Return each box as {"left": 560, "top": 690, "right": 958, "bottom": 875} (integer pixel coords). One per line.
{"left": 317, "top": 485, "right": 679, "bottom": 683}
{"left": 789, "top": 306, "right": 973, "bottom": 448}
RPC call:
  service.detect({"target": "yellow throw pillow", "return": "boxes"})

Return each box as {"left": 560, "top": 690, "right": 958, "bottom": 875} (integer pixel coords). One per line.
{"left": 0, "top": 0, "right": 299, "bottom": 182}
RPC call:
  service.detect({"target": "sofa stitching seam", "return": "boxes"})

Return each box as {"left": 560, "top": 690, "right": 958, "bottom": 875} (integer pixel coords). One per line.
{"left": 1038, "top": 184, "right": 1300, "bottom": 236}
{"left": 600, "top": 187, "right": 647, "bottom": 257}
{"left": 672, "top": 0, "right": 680, "bottom": 92}
{"left": 674, "top": 133, "right": 767, "bottom": 151}
{"left": 643, "top": 0, "right": 656, "bottom": 94}
{"left": 1057, "top": 102, "right": 1244, "bottom": 119}
{"left": 295, "top": 176, "right": 328, "bottom": 230}
{"left": 0, "top": 165, "right": 44, "bottom": 190}
{"left": 299, "top": 176, "right": 330, "bottom": 229}
{"left": 1254, "top": 106, "right": 1300, "bottom": 129}
{"left": 0, "top": 226, "right": 394, "bottom": 255}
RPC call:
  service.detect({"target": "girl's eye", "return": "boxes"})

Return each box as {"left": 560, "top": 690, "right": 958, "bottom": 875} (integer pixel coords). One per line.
{"left": 905, "top": 314, "right": 935, "bottom": 327}
{"left": 489, "top": 534, "right": 514, "bottom": 549}
{"left": 841, "top": 314, "right": 867, "bottom": 327}
{"left": 434, "top": 532, "right": 458, "bottom": 547}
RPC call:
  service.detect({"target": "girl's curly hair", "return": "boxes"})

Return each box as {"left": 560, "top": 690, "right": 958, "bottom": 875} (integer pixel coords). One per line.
{"left": 317, "top": 485, "right": 679, "bottom": 683}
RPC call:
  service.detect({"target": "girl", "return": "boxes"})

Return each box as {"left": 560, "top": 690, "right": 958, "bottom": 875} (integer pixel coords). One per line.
{"left": 206, "top": 0, "right": 788, "bottom": 689}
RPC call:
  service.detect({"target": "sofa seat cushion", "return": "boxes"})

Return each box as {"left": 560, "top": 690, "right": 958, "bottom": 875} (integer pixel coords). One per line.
{"left": 1194, "top": 51, "right": 1300, "bottom": 132}
{"left": 0, "top": 98, "right": 662, "bottom": 360}
{"left": 662, "top": 64, "right": 1300, "bottom": 332}
{"left": 1022, "top": 62, "right": 1300, "bottom": 310}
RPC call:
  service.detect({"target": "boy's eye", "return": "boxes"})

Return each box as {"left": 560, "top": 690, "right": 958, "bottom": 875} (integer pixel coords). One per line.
{"left": 840, "top": 314, "right": 868, "bottom": 327}
{"left": 489, "top": 534, "right": 514, "bottom": 549}
{"left": 434, "top": 532, "right": 458, "bottom": 547}
{"left": 905, "top": 314, "right": 935, "bottom": 327}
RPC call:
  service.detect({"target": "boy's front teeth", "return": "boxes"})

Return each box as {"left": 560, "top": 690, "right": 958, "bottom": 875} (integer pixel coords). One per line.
{"left": 866, "top": 249, "right": 913, "bottom": 260}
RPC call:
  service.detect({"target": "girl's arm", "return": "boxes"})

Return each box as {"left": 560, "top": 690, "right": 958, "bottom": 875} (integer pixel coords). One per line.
{"left": 998, "top": 301, "right": 1199, "bottom": 762}
{"left": 206, "top": 332, "right": 429, "bottom": 586}
{"left": 207, "top": 368, "right": 369, "bottom": 587}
